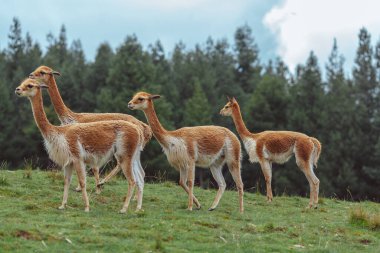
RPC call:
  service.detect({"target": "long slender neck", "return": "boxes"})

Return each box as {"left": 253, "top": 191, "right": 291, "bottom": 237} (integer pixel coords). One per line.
{"left": 47, "top": 76, "right": 73, "bottom": 119}
{"left": 29, "top": 91, "right": 54, "bottom": 137}
{"left": 231, "top": 103, "right": 252, "bottom": 138}
{"left": 143, "top": 102, "right": 168, "bottom": 147}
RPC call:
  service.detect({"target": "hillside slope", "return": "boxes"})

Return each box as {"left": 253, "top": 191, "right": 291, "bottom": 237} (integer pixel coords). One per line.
{"left": 0, "top": 170, "right": 379, "bottom": 252}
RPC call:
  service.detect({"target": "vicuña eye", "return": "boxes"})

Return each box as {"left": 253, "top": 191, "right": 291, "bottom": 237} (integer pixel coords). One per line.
{"left": 27, "top": 84, "right": 34, "bottom": 88}
{"left": 40, "top": 71, "right": 46, "bottom": 75}
{"left": 138, "top": 98, "right": 145, "bottom": 101}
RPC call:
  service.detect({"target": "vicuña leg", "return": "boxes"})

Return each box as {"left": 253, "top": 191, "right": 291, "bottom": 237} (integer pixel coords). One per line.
{"left": 209, "top": 160, "right": 226, "bottom": 211}
{"left": 92, "top": 167, "right": 101, "bottom": 194}
{"left": 259, "top": 160, "right": 273, "bottom": 202}
{"left": 132, "top": 154, "right": 144, "bottom": 211}
{"left": 98, "top": 162, "right": 121, "bottom": 186}
{"left": 179, "top": 167, "right": 201, "bottom": 209}
{"left": 228, "top": 160, "right": 244, "bottom": 213}
{"left": 75, "top": 167, "right": 101, "bottom": 194}
{"left": 298, "top": 159, "right": 320, "bottom": 209}
{"left": 120, "top": 158, "right": 136, "bottom": 213}
{"left": 59, "top": 165, "right": 73, "bottom": 210}
{"left": 74, "top": 161, "right": 90, "bottom": 212}
{"left": 295, "top": 141, "right": 320, "bottom": 208}
{"left": 187, "top": 165, "right": 196, "bottom": 211}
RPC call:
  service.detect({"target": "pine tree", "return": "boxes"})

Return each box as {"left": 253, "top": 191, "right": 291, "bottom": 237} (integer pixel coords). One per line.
{"left": 288, "top": 52, "right": 325, "bottom": 134}
{"left": 352, "top": 29, "right": 380, "bottom": 200}
{"left": 353, "top": 28, "right": 376, "bottom": 114}
{"left": 326, "top": 38, "right": 345, "bottom": 84}
{"left": 6, "top": 17, "right": 25, "bottom": 82}
{"left": 323, "top": 39, "right": 358, "bottom": 196}
{"left": 44, "top": 25, "right": 68, "bottom": 68}
{"left": 105, "top": 34, "right": 154, "bottom": 112}
{"left": 234, "top": 24, "right": 261, "bottom": 93}
{"left": 245, "top": 73, "right": 289, "bottom": 132}
{"left": 183, "top": 80, "right": 212, "bottom": 126}
{"left": 87, "top": 43, "right": 114, "bottom": 111}
{"left": 168, "top": 42, "right": 195, "bottom": 126}
{"left": 23, "top": 32, "right": 42, "bottom": 71}
{"left": 211, "top": 39, "right": 243, "bottom": 125}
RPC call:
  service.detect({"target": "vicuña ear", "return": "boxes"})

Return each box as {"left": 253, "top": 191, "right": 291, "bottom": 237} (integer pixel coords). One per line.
{"left": 52, "top": 71, "right": 61, "bottom": 76}
{"left": 232, "top": 97, "right": 237, "bottom": 102}
{"left": 227, "top": 95, "right": 231, "bottom": 101}
{"left": 149, "top": 95, "right": 161, "bottom": 100}
{"left": 39, "top": 84, "right": 49, "bottom": 89}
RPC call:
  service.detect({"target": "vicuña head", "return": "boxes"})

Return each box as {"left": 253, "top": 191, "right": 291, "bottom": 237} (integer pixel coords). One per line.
{"left": 128, "top": 92, "right": 161, "bottom": 110}
{"left": 220, "top": 96, "right": 238, "bottom": 117}
{"left": 15, "top": 78, "right": 48, "bottom": 98}
{"left": 29, "top": 65, "right": 61, "bottom": 84}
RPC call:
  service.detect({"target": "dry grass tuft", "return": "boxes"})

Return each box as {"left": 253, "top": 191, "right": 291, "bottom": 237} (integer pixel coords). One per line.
{"left": 349, "top": 206, "right": 380, "bottom": 230}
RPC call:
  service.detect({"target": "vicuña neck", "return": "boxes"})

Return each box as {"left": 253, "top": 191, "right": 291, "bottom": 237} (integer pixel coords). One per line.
{"left": 29, "top": 91, "right": 54, "bottom": 137}
{"left": 231, "top": 103, "right": 252, "bottom": 138}
{"left": 143, "top": 102, "right": 168, "bottom": 147}
{"left": 47, "top": 76, "right": 74, "bottom": 120}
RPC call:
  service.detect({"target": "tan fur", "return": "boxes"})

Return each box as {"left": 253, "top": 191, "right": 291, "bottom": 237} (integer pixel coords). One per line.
{"left": 128, "top": 92, "right": 244, "bottom": 213}
{"left": 16, "top": 79, "right": 145, "bottom": 213}
{"left": 29, "top": 66, "right": 152, "bottom": 192}
{"left": 220, "top": 97, "right": 321, "bottom": 208}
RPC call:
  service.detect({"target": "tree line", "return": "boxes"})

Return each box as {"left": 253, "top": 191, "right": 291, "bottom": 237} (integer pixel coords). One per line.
{"left": 0, "top": 18, "right": 379, "bottom": 201}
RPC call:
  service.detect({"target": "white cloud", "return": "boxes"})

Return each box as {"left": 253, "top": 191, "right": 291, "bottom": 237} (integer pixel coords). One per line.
{"left": 263, "top": 0, "right": 380, "bottom": 75}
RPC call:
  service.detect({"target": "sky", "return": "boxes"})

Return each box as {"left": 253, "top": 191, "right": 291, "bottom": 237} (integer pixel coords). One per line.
{"left": 1, "top": 0, "right": 380, "bottom": 77}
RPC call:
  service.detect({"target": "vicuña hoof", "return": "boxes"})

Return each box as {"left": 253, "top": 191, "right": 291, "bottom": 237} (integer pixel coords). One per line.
{"left": 58, "top": 205, "right": 65, "bottom": 210}
{"left": 75, "top": 186, "right": 81, "bottom": 192}
{"left": 119, "top": 208, "right": 127, "bottom": 214}
{"left": 196, "top": 205, "right": 202, "bottom": 210}
{"left": 208, "top": 207, "right": 215, "bottom": 211}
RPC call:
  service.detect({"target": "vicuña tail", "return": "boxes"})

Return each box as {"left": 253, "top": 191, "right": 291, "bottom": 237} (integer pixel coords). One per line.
{"left": 310, "top": 137, "right": 321, "bottom": 168}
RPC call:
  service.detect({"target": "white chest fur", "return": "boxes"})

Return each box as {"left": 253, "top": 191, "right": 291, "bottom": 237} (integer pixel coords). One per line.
{"left": 243, "top": 138, "right": 260, "bottom": 163}
{"left": 44, "top": 133, "right": 72, "bottom": 168}
{"left": 162, "top": 136, "right": 191, "bottom": 170}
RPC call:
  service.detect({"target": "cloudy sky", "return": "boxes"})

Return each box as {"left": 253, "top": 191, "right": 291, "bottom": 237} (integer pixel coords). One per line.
{"left": 1, "top": 0, "right": 380, "bottom": 76}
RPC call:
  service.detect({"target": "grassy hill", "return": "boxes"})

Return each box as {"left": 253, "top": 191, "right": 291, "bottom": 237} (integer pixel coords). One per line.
{"left": 0, "top": 169, "right": 379, "bottom": 252}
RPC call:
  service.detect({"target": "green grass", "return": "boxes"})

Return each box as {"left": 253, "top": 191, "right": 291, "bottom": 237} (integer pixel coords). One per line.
{"left": 0, "top": 170, "right": 379, "bottom": 252}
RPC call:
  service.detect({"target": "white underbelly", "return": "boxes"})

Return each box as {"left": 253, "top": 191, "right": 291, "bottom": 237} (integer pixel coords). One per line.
{"left": 195, "top": 153, "right": 219, "bottom": 168}
{"left": 263, "top": 145, "right": 294, "bottom": 164}
{"left": 78, "top": 141, "right": 115, "bottom": 168}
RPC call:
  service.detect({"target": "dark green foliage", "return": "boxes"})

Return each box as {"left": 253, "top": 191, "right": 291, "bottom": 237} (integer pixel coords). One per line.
{"left": 0, "top": 19, "right": 379, "bottom": 201}
{"left": 183, "top": 80, "right": 212, "bottom": 126}
{"left": 234, "top": 24, "right": 261, "bottom": 94}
